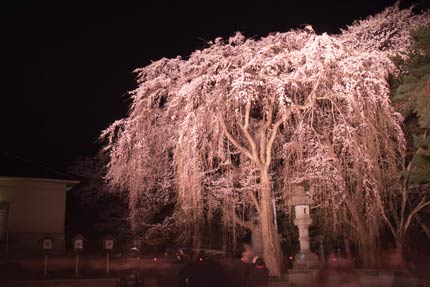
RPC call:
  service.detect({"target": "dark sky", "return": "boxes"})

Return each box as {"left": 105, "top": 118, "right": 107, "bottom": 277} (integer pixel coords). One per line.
{"left": 1, "top": 0, "right": 421, "bottom": 173}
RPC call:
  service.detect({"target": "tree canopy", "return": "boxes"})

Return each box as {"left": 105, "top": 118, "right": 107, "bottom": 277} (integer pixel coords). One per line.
{"left": 101, "top": 4, "right": 429, "bottom": 273}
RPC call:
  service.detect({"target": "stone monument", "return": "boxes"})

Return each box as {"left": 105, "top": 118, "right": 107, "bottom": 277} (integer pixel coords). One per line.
{"left": 286, "top": 185, "right": 320, "bottom": 287}
{"left": 291, "top": 186, "right": 319, "bottom": 269}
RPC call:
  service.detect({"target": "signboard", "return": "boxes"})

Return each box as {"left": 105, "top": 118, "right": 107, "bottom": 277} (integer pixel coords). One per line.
{"left": 43, "top": 238, "right": 53, "bottom": 250}
{"left": 72, "top": 234, "right": 86, "bottom": 251}
{"left": 104, "top": 239, "right": 114, "bottom": 250}
{"left": 74, "top": 239, "right": 83, "bottom": 250}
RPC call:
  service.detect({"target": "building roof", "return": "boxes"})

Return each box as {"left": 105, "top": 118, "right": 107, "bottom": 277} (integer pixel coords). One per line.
{"left": 0, "top": 151, "right": 79, "bottom": 183}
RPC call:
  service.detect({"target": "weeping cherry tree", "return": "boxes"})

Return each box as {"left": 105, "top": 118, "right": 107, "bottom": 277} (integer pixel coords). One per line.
{"left": 101, "top": 4, "right": 429, "bottom": 275}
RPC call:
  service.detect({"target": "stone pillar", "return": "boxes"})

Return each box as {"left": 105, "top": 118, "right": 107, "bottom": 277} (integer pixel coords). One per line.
{"left": 294, "top": 213, "right": 312, "bottom": 253}
{"left": 291, "top": 187, "right": 318, "bottom": 269}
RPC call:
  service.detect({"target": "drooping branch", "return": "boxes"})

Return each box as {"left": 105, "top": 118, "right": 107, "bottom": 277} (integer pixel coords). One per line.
{"left": 249, "top": 190, "right": 262, "bottom": 215}
{"left": 290, "top": 71, "right": 322, "bottom": 111}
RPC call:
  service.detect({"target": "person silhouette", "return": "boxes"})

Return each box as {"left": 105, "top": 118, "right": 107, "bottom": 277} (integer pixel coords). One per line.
{"left": 250, "top": 256, "right": 269, "bottom": 287}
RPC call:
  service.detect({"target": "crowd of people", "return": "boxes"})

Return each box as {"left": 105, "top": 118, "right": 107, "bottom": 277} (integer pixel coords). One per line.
{"left": 179, "top": 242, "right": 269, "bottom": 287}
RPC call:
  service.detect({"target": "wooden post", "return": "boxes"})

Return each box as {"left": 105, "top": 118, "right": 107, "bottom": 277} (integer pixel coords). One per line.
{"left": 44, "top": 254, "right": 48, "bottom": 277}
{"left": 74, "top": 252, "right": 79, "bottom": 277}
{"left": 106, "top": 252, "right": 110, "bottom": 274}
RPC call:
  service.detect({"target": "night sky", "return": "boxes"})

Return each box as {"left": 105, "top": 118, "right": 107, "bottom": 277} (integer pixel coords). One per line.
{"left": 1, "top": 0, "right": 421, "bottom": 173}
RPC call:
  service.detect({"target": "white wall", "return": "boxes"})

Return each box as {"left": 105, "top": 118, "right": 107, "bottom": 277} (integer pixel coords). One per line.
{"left": 0, "top": 178, "right": 67, "bottom": 233}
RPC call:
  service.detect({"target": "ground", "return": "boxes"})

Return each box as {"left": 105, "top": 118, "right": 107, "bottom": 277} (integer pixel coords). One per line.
{"left": 2, "top": 251, "right": 430, "bottom": 286}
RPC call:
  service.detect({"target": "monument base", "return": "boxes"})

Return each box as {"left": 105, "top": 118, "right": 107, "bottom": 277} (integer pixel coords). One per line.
{"left": 293, "top": 251, "right": 319, "bottom": 269}
{"left": 287, "top": 268, "right": 320, "bottom": 287}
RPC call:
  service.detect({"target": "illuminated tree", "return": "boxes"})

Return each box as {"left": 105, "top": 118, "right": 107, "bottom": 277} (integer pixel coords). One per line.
{"left": 101, "top": 4, "right": 429, "bottom": 274}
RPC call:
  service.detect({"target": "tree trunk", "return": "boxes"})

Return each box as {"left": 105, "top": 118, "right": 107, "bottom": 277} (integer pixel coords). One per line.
{"left": 352, "top": 218, "right": 378, "bottom": 267}
{"left": 252, "top": 225, "right": 264, "bottom": 257}
{"left": 344, "top": 238, "right": 353, "bottom": 261}
{"left": 395, "top": 240, "right": 404, "bottom": 254}
{"left": 359, "top": 235, "right": 378, "bottom": 267}
{"left": 259, "top": 172, "right": 283, "bottom": 277}
{"left": 345, "top": 198, "right": 378, "bottom": 267}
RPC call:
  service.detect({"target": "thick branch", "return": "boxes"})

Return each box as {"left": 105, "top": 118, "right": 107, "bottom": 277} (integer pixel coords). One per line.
{"left": 233, "top": 211, "right": 256, "bottom": 232}
{"left": 238, "top": 97, "right": 260, "bottom": 163}
{"left": 404, "top": 197, "right": 430, "bottom": 233}
{"left": 244, "top": 97, "right": 252, "bottom": 129}
{"left": 259, "top": 129, "right": 267, "bottom": 167}
{"left": 258, "top": 106, "right": 274, "bottom": 166}
{"left": 265, "top": 119, "right": 283, "bottom": 168}
{"left": 262, "top": 105, "right": 274, "bottom": 131}
{"left": 219, "top": 117, "right": 254, "bottom": 162}
{"left": 239, "top": 124, "right": 260, "bottom": 163}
